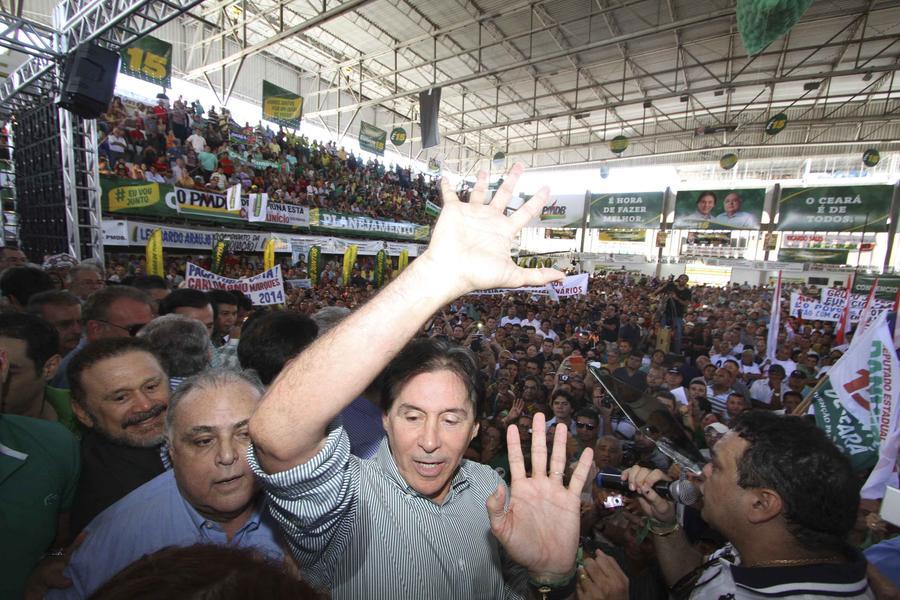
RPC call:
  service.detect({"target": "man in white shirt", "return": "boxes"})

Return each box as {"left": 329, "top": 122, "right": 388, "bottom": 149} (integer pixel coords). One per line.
{"left": 185, "top": 128, "right": 207, "bottom": 154}
{"left": 664, "top": 369, "right": 688, "bottom": 405}
{"left": 499, "top": 305, "right": 522, "bottom": 327}
{"left": 749, "top": 364, "right": 787, "bottom": 408}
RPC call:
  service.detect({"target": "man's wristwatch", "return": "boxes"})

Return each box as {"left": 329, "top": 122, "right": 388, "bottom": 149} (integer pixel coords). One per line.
{"left": 527, "top": 570, "right": 577, "bottom": 600}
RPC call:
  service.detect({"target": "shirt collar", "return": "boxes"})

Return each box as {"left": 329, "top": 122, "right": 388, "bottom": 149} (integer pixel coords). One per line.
{"left": 373, "top": 437, "right": 470, "bottom": 503}
{"left": 727, "top": 548, "right": 869, "bottom": 595}
{"left": 183, "top": 490, "right": 266, "bottom": 535}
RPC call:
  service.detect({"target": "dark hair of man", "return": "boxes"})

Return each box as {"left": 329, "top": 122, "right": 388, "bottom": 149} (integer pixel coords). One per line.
{"left": 237, "top": 312, "right": 318, "bottom": 385}
{"left": 207, "top": 288, "right": 239, "bottom": 308}
{"left": 26, "top": 289, "right": 82, "bottom": 313}
{"left": 379, "top": 337, "right": 483, "bottom": 416}
{"left": 730, "top": 411, "right": 858, "bottom": 553}
{"left": 82, "top": 286, "right": 152, "bottom": 324}
{"left": 550, "top": 388, "right": 574, "bottom": 405}
{"left": 0, "top": 267, "right": 55, "bottom": 306}
{"left": 574, "top": 407, "right": 599, "bottom": 426}
{"left": 130, "top": 275, "right": 168, "bottom": 293}
{"left": 138, "top": 315, "right": 212, "bottom": 378}
{"left": 89, "top": 544, "right": 324, "bottom": 600}
{"left": 233, "top": 292, "right": 253, "bottom": 312}
{"left": 723, "top": 359, "right": 740, "bottom": 368}
{"left": 158, "top": 288, "right": 212, "bottom": 317}
{"left": 68, "top": 337, "right": 158, "bottom": 405}
{"left": 655, "top": 390, "right": 677, "bottom": 403}
{"left": 0, "top": 313, "right": 60, "bottom": 373}
{"left": 767, "top": 364, "right": 786, "bottom": 377}
{"left": 782, "top": 390, "right": 803, "bottom": 403}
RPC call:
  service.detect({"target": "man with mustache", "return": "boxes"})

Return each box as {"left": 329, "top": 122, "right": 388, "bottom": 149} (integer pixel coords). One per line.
{"left": 48, "top": 370, "right": 284, "bottom": 599}
{"left": 67, "top": 337, "right": 171, "bottom": 535}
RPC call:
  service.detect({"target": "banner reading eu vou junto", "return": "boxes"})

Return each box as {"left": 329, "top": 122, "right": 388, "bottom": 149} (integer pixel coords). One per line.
{"left": 776, "top": 185, "right": 893, "bottom": 232}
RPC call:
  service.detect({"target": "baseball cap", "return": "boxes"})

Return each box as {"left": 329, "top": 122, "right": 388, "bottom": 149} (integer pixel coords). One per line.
{"left": 790, "top": 370, "right": 805, "bottom": 378}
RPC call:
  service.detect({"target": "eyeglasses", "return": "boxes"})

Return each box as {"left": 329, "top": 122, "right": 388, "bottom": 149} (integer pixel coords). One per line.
{"left": 575, "top": 422, "right": 596, "bottom": 430}
{"left": 96, "top": 319, "right": 145, "bottom": 337}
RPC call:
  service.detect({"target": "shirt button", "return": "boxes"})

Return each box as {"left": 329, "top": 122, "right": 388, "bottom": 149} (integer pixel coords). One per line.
{"left": 458, "top": 559, "right": 465, "bottom": 571}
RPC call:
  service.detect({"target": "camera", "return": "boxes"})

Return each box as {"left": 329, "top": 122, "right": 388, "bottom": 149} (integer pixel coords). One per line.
{"left": 602, "top": 494, "right": 625, "bottom": 509}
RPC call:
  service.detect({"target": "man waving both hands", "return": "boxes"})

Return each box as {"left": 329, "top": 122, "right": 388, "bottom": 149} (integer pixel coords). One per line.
{"left": 248, "top": 164, "right": 618, "bottom": 599}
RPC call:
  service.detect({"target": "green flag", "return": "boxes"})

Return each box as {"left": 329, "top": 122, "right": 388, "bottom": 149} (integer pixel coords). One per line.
{"left": 120, "top": 35, "right": 172, "bottom": 87}
{"left": 262, "top": 80, "right": 303, "bottom": 129}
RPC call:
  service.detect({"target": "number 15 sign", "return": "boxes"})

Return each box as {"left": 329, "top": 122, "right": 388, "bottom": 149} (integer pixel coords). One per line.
{"left": 120, "top": 35, "right": 172, "bottom": 87}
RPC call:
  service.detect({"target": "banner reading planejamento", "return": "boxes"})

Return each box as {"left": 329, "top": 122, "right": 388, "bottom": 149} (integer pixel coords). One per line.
{"left": 673, "top": 188, "right": 765, "bottom": 230}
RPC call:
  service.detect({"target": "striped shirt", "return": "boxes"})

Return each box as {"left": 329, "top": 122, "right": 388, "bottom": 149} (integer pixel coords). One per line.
{"left": 248, "top": 422, "right": 529, "bottom": 599}
{"left": 691, "top": 544, "right": 873, "bottom": 599}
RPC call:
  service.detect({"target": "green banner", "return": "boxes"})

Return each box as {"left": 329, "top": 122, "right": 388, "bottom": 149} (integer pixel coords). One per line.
{"left": 102, "top": 177, "right": 171, "bottom": 218}
{"left": 597, "top": 230, "right": 646, "bottom": 242}
{"left": 673, "top": 188, "right": 765, "bottom": 230}
{"left": 776, "top": 185, "right": 894, "bottom": 232}
{"left": 589, "top": 192, "right": 663, "bottom": 228}
{"left": 358, "top": 121, "right": 387, "bottom": 156}
{"left": 777, "top": 248, "right": 850, "bottom": 265}
{"left": 308, "top": 209, "right": 429, "bottom": 241}
{"left": 262, "top": 80, "right": 303, "bottom": 129}
{"left": 812, "top": 379, "right": 877, "bottom": 472}
{"left": 852, "top": 274, "right": 900, "bottom": 302}
{"left": 120, "top": 35, "right": 172, "bottom": 87}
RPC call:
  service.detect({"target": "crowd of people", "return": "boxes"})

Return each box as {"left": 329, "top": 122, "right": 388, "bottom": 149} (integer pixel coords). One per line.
{"left": 96, "top": 94, "right": 441, "bottom": 225}
{"left": 1, "top": 162, "right": 898, "bottom": 600}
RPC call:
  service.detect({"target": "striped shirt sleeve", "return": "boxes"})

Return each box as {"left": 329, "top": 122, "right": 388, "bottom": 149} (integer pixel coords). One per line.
{"left": 247, "top": 421, "right": 359, "bottom": 589}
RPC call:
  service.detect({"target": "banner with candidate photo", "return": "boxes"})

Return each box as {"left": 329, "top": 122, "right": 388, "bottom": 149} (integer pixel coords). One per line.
{"left": 672, "top": 188, "right": 765, "bottom": 230}
{"left": 776, "top": 185, "right": 893, "bottom": 232}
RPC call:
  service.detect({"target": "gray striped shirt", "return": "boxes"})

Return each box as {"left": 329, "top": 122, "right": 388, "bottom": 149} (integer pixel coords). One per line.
{"left": 248, "top": 421, "right": 529, "bottom": 599}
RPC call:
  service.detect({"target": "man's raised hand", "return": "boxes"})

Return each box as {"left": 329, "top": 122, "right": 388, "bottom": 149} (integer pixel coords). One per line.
{"left": 486, "top": 413, "right": 594, "bottom": 581}
{"left": 421, "top": 163, "right": 564, "bottom": 300}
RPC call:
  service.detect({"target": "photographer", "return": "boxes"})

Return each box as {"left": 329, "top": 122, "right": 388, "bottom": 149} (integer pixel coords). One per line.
{"left": 653, "top": 275, "right": 691, "bottom": 354}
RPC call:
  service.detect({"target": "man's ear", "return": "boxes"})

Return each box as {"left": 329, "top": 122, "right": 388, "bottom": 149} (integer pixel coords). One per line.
{"left": 42, "top": 354, "right": 61, "bottom": 382}
{"left": 746, "top": 488, "right": 784, "bottom": 525}
{"left": 71, "top": 400, "right": 94, "bottom": 429}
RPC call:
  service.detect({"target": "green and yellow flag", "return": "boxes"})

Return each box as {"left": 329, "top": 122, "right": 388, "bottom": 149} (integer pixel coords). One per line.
{"left": 211, "top": 239, "right": 229, "bottom": 274}
{"left": 308, "top": 246, "right": 321, "bottom": 286}
{"left": 374, "top": 250, "right": 387, "bottom": 287}
{"left": 145, "top": 228, "right": 164, "bottom": 276}
{"left": 263, "top": 238, "right": 275, "bottom": 272}
{"left": 342, "top": 245, "right": 358, "bottom": 287}
{"left": 398, "top": 249, "right": 409, "bottom": 272}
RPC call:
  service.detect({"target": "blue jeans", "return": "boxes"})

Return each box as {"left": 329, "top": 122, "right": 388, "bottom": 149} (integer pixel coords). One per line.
{"left": 662, "top": 314, "right": 684, "bottom": 353}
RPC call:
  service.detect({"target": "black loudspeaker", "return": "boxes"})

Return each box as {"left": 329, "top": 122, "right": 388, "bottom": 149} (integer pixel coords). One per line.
{"left": 59, "top": 44, "right": 119, "bottom": 119}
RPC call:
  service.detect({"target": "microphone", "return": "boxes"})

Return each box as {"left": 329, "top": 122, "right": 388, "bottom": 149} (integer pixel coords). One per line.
{"left": 594, "top": 472, "right": 700, "bottom": 506}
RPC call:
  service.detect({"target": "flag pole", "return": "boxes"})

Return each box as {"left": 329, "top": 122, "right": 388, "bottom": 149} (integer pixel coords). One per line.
{"left": 791, "top": 373, "right": 830, "bottom": 416}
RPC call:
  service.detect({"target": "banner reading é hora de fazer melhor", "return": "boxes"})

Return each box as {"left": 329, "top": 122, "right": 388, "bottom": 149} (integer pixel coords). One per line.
{"left": 672, "top": 188, "right": 765, "bottom": 230}
{"left": 588, "top": 192, "right": 663, "bottom": 229}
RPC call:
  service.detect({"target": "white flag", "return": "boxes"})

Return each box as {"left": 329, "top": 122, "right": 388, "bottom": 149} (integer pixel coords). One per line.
{"left": 826, "top": 311, "right": 900, "bottom": 499}
{"left": 226, "top": 183, "right": 241, "bottom": 211}
{"left": 765, "top": 271, "right": 782, "bottom": 366}
{"left": 247, "top": 193, "right": 269, "bottom": 223}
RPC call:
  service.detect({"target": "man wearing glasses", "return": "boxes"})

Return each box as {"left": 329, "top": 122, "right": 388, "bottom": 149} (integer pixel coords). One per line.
{"left": 50, "top": 286, "right": 154, "bottom": 390}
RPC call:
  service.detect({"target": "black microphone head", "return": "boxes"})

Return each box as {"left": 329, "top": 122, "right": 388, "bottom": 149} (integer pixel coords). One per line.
{"left": 669, "top": 479, "right": 700, "bottom": 505}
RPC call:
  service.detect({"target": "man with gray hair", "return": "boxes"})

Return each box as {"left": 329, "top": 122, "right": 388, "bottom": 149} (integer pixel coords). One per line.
{"left": 66, "top": 264, "right": 105, "bottom": 302}
{"left": 49, "top": 369, "right": 284, "bottom": 599}
{"left": 138, "top": 314, "right": 214, "bottom": 390}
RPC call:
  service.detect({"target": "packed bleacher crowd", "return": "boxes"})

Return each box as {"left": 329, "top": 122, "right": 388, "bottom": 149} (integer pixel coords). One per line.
{"left": 1, "top": 163, "right": 899, "bottom": 600}
{"left": 95, "top": 94, "right": 441, "bottom": 225}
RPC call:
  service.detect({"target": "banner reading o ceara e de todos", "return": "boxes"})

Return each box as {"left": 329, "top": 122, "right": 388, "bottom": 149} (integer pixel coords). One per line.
{"left": 776, "top": 185, "right": 893, "bottom": 232}
{"left": 185, "top": 263, "right": 285, "bottom": 306}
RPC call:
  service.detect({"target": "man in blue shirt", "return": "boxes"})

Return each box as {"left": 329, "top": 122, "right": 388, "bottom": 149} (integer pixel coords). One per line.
{"left": 49, "top": 369, "right": 284, "bottom": 599}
